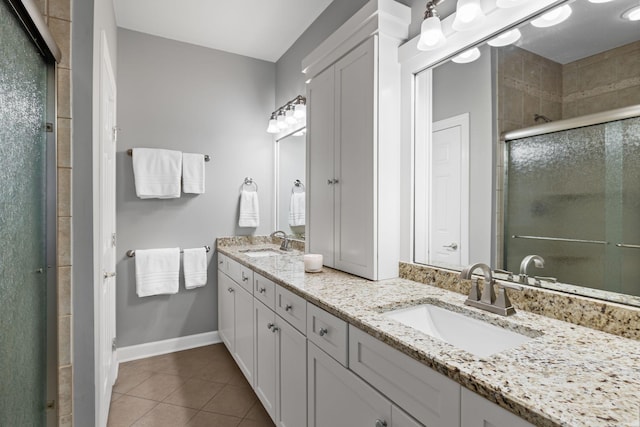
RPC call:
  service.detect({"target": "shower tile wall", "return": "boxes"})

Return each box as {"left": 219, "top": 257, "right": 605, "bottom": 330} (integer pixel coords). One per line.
{"left": 38, "top": 0, "right": 74, "bottom": 424}
{"left": 562, "top": 40, "right": 640, "bottom": 119}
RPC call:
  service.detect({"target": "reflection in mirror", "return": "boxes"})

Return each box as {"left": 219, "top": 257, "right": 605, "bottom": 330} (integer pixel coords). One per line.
{"left": 414, "top": 0, "right": 640, "bottom": 305}
{"left": 276, "top": 129, "right": 306, "bottom": 239}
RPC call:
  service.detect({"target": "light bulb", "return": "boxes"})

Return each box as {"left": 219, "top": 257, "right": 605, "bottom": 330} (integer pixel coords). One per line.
{"left": 293, "top": 103, "right": 306, "bottom": 119}
{"left": 451, "top": 47, "right": 481, "bottom": 64}
{"left": 495, "top": 0, "right": 527, "bottom": 8}
{"left": 452, "top": 0, "right": 485, "bottom": 31}
{"left": 417, "top": 16, "right": 446, "bottom": 51}
{"left": 623, "top": 5, "right": 640, "bottom": 21}
{"left": 487, "top": 29, "right": 522, "bottom": 47}
{"left": 277, "top": 113, "right": 288, "bottom": 130}
{"left": 267, "top": 118, "right": 279, "bottom": 134}
{"left": 531, "top": 5, "right": 572, "bottom": 28}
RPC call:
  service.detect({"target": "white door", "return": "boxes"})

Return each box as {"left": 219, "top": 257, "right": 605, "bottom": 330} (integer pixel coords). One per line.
{"left": 97, "top": 31, "right": 117, "bottom": 427}
{"left": 429, "top": 114, "right": 469, "bottom": 266}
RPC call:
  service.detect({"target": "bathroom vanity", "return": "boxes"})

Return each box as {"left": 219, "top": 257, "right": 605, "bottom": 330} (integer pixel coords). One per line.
{"left": 216, "top": 237, "right": 640, "bottom": 427}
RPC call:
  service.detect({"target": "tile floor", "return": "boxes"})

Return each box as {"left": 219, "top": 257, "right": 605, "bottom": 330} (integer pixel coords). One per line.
{"left": 108, "top": 344, "right": 275, "bottom": 427}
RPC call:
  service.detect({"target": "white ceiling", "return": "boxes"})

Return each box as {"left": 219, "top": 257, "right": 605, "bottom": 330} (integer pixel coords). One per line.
{"left": 113, "top": 0, "right": 335, "bottom": 62}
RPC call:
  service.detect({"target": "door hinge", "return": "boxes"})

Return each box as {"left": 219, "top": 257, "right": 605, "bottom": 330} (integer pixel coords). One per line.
{"left": 111, "top": 233, "right": 116, "bottom": 247}
{"left": 45, "top": 123, "right": 53, "bottom": 133}
{"left": 112, "top": 338, "right": 117, "bottom": 351}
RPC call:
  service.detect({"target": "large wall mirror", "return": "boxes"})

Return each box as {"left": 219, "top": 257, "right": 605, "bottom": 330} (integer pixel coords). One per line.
{"left": 413, "top": 0, "right": 640, "bottom": 306}
{"left": 276, "top": 128, "right": 306, "bottom": 239}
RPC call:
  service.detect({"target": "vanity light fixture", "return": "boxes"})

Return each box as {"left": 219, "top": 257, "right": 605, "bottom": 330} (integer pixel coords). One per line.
{"left": 451, "top": 47, "right": 481, "bottom": 63}
{"left": 495, "top": 0, "right": 527, "bottom": 8}
{"left": 418, "top": 1, "right": 446, "bottom": 51}
{"left": 622, "top": 4, "right": 640, "bottom": 20}
{"left": 266, "top": 95, "right": 307, "bottom": 135}
{"left": 588, "top": 0, "right": 616, "bottom": 3}
{"left": 531, "top": 4, "right": 572, "bottom": 28}
{"left": 487, "top": 28, "right": 522, "bottom": 47}
{"left": 452, "top": 0, "right": 486, "bottom": 31}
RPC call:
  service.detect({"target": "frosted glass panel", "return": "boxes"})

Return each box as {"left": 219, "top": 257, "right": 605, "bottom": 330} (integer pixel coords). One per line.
{"left": 505, "top": 116, "right": 640, "bottom": 297}
{"left": 0, "top": 1, "right": 48, "bottom": 425}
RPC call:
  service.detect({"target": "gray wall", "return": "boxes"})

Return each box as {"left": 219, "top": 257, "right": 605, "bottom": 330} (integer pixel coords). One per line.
{"left": 432, "top": 44, "right": 494, "bottom": 264}
{"left": 72, "top": 0, "right": 118, "bottom": 423}
{"left": 116, "top": 29, "right": 275, "bottom": 347}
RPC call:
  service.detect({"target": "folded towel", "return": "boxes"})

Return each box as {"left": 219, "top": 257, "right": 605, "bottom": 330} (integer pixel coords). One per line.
{"left": 132, "top": 148, "right": 182, "bottom": 199}
{"left": 289, "top": 191, "right": 306, "bottom": 226}
{"left": 135, "top": 248, "right": 180, "bottom": 297}
{"left": 239, "top": 189, "right": 259, "bottom": 228}
{"left": 182, "top": 153, "right": 205, "bottom": 194}
{"left": 183, "top": 247, "right": 207, "bottom": 289}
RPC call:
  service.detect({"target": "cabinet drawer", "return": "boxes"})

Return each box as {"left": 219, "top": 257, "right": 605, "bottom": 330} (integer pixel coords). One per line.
{"left": 217, "top": 253, "right": 229, "bottom": 274}
{"left": 228, "top": 257, "right": 254, "bottom": 293}
{"left": 307, "top": 303, "right": 348, "bottom": 366}
{"left": 254, "top": 273, "right": 276, "bottom": 310}
{"left": 275, "top": 285, "right": 307, "bottom": 333}
{"left": 349, "top": 326, "right": 460, "bottom": 427}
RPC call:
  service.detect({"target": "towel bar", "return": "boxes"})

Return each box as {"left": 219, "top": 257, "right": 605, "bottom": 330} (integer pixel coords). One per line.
{"left": 127, "top": 149, "right": 210, "bottom": 162}
{"left": 126, "top": 245, "right": 211, "bottom": 258}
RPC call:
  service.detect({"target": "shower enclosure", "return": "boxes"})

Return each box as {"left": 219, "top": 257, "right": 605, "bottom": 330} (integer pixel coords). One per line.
{"left": 504, "top": 107, "right": 640, "bottom": 298}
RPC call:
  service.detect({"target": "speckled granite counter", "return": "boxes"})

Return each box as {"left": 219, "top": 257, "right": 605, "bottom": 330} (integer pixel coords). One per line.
{"left": 217, "top": 239, "right": 640, "bottom": 427}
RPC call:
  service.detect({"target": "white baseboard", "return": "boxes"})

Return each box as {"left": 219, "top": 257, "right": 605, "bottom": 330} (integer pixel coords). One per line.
{"left": 117, "top": 331, "right": 222, "bottom": 363}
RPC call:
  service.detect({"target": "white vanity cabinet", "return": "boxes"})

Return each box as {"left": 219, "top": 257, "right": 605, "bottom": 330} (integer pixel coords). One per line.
{"left": 253, "top": 273, "right": 307, "bottom": 426}
{"left": 305, "top": 0, "right": 410, "bottom": 280}
{"left": 217, "top": 256, "right": 254, "bottom": 386}
{"left": 461, "top": 388, "right": 534, "bottom": 427}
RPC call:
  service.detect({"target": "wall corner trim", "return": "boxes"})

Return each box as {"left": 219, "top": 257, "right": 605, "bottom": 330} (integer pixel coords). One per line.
{"left": 117, "top": 331, "right": 221, "bottom": 363}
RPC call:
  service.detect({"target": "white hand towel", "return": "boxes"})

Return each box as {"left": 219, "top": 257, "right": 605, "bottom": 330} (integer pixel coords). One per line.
{"left": 132, "top": 148, "right": 182, "bottom": 199}
{"left": 239, "top": 190, "right": 260, "bottom": 227}
{"left": 135, "top": 248, "right": 180, "bottom": 297}
{"left": 183, "top": 247, "right": 207, "bottom": 289}
{"left": 288, "top": 191, "right": 306, "bottom": 226}
{"left": 182, "top": 153, "right": 205, "bottom": 194}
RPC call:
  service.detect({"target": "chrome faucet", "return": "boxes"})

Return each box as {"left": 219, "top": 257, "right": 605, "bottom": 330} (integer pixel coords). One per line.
{"left": 519, "top": 255, "right": 544, "bottom": 284}
{"left": 460, "top": 263, "right": 522, "bottom": 316}
{"left": 270, "top": 230, "right": 292, "bottom": 251}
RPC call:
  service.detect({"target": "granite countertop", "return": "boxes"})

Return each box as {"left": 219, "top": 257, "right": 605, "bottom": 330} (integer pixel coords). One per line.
{"left": 217, "top": 241, "right": 640, "bottom": 427}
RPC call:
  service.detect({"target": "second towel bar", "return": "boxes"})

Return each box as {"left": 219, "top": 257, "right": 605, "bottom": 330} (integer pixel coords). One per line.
{"left": 126, "top": 245, "right": 211, "bottom": 258}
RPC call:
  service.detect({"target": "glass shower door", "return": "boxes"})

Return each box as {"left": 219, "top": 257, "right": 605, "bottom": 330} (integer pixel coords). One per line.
{"left": 0, "top": 1, "right": 49, "bottom": 425}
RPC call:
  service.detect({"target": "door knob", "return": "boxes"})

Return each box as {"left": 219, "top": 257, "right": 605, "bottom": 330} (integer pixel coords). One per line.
{"left": 442, "top": 243, "right": 458, "bottom": 250}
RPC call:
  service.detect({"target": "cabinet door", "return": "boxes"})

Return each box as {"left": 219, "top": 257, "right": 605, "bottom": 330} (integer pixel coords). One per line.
{"left": 308, "top": 341, "right": 391, "bottom": 427}
{"left": 461, "top": 388, "right": 534, "bottom": 427}
{"left": 254, "top": 300, "right": 277, "bottom": 421}
{"left": 277, "top": 317, "right": 306, "bottom": 427}
{"left": 333, "top": 37, "right": 376, "bottom": 279}
{"left": 217, "top": 271, "right": 235, "bottom": 352}
{"left": 392, "top": 405, "right": 424, "bottom": 427}
{"left": 234, "top": 285, "right": 254, "bottom": 386}
{"left": 307, "top": 64, "right": 336, "bottom": 267}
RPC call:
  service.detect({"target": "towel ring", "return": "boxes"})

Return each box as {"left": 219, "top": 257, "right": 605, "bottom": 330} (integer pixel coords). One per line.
{"left": 292, "top": 179, "right": 305, "bottom": 194}
{"left": 243, "top": 177, "right": 258, "bottom": 191}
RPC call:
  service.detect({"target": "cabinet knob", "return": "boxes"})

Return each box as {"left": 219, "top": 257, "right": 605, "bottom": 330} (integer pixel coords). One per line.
{"left": 327, "top": 179, "right": 333, "bottom": 185}
{"left": 285, "top": 304, "right": 293, "bottom": 311}
{"left": 272, "top": 326, "right": 280, "bottom": 333}
{"left": 218, "top": 260, "right": 224, "bottom": 265}
{"left": 259, "top": 287, "right": 266, "bottom": 294}
{"left": 228, "top": 287, "right": 234, "bottom": 293}
{"left": 319, "top": 327, "right": 328, "bottom": 337}
{"left": 267, "top": 323, "right": 275, "bottom": 330}
{"left": 375, "top": 420, "right": 388, "bottom": 427}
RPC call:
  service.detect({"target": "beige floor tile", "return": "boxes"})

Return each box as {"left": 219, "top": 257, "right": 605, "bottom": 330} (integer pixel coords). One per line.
{"left": 244, "top": 402, "right": 272, "bottom": 423}
{"left": 201, "top": 384, "right": 257, "bottom": 418}
{"left": 111, "top": 392, "right": 124, "bottom": 403}
{"left": 107, "top": 395, "right": 157, "bottom": 427}
{"left": 113, "top": 370, "right": 154, "bottom": 394}
{"left": 131, "top": 403, "right": 197, "bottom": 427}
{"left": 197, "top": 362, "right": 237, "bottom": 384}
{"left": 237, "top": 418, "right": 275, "bottom": 427}
{"left": 186, "top": 411, "right": 242, "bottom": 427}
{"left": 127, "top": 373, "right": 187, "bottom": 401}
{"left": 163, "top": 378, "right": 226, "bottom": 409}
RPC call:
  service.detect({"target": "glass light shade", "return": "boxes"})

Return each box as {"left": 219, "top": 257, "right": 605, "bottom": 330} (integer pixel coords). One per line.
{"left": 531, "top": 5, "right": 572, "bottom": 28}
{"left": 267, "top": 119, "right": 279, "bottom": 134}
{"left": 495, "top": 0, "right": 527, "bottom": 8}
{"left": 285, "top": 108, "right": 297, "bottom": 125}
{"left": 293, "top": 103, "right": 306, "bottom": 119}
{"left": 451, "top": 47, "right": 481, "bottom": 64}
{"left": 623, "top": 5, "right": 640, "bottom": 21}
{"left": 417, "top": 16, "right": 446, "bottom": 51}
{"left": 487, "top": 29, "right": 522, "bottom": 47}
{"left": 452, "top": 0, "right": 486, "bottom": 31}
{"left": 277, "top": 114, "right": 288, "bottom": 130}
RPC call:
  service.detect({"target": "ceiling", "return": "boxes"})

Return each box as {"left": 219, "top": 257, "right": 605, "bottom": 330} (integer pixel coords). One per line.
{"left": 113, "top": 0, "right": 335, "bottom": 63}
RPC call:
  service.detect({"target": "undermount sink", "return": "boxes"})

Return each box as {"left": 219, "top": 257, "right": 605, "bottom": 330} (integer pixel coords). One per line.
{"left": 384, "top": 304, "right": 534, "bottom": 358}
{"left": 240, "top": 249, "right": 283, "bottom": 258}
